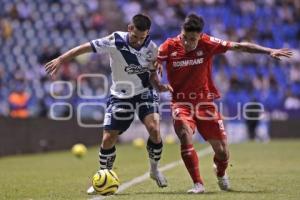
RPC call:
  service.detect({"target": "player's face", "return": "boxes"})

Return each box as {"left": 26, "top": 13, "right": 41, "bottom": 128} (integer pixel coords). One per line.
{"left": 181, "top": 31, "right": 200, "bottom": 52}
{"left": 128, "top": 25, "right": 149, "bottom": 49}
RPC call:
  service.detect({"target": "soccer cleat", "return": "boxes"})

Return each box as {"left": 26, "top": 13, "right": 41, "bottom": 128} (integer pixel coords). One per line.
{"left": 213, "top": 164, "right": 230, "bottom": 190}
{"left": 150, "top": 170, "right": 168, "bottom": 187}
{"left": 86, "top": 186, "right": 97, "bottom": 195}
{"left": 187, "top": 183, "right": 205, "bottom": 194}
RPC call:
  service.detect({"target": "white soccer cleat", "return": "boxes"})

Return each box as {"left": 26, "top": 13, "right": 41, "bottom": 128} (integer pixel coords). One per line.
{"left": 150, "top": 170, "right": 168, "bottom": 188}
{"left": 86, "top": 185, "right": 97, "bottom": 195}
{"left": 213, "top": 164, "right": 230, "bottom": 190}
{"left": 216, "top": 174, "right": 230, "bottom": 190}
{"left": 187, "top": 183, "right": 205, "bottom": 194}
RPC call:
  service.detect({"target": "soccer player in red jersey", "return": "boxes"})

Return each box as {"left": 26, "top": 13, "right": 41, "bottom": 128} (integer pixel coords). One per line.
{"left": 154, "top": 13, "right": 292, "bottom": 193}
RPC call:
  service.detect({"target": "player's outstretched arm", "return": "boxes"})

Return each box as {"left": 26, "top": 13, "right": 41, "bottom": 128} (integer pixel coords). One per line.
{"left": 229, "top": 42, "right": 293, "bottom": 60}
{"left": 44, "top": 42, "right": 93, "bottom": 77}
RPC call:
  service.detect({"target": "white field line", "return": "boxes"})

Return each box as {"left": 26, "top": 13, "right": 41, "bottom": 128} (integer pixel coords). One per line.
{"left": 88, "top": 146, "right": 213, "bottom": 200}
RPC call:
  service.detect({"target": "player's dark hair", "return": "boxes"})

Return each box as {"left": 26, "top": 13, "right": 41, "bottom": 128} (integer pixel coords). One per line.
{"left": 132, "top": 14, "right": 152, "bottom": 31}
{"left": 183, "top": 13, "right": 204, "bottom": 32}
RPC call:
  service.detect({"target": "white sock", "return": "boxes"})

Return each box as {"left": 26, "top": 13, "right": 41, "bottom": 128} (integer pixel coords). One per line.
{"left": 150, "top": 159, "right": 159, "bottom": 172}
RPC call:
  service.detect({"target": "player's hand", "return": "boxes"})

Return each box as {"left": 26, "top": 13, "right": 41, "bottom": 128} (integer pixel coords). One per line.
{"left": 270, "top": 48, "right": 293, "bottom": 60}
{"left": 153, "top": 61, "right": 163, "bottom": 77}
{"left": 157, "top": 84, "right": 173, "bottom": 93}
{"left": 44, "top": 57, "right": 62, "bottom": 78}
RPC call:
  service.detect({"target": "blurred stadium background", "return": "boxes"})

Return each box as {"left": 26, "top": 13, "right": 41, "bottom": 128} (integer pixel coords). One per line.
{"left": 0, "top": 0, "right": 300, "bottom": 156}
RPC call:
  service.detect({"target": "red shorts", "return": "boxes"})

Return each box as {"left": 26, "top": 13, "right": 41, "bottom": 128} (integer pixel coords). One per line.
{"left": 171, "top": 102, "right": 227, "bottom": 141}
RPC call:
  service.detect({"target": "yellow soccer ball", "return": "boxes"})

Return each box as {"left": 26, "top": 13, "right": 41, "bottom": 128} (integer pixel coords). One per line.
{"left": 71, "top": 144, "right": 87, "bottom": 158}
{"left": 132, "top": 138, "right": 145, "bottom": 148}
{"left": 92, "top": 169, "right": 120, "bottom": 195}
{"left": 165, "top": 134, "right": 176, "bottom": 144}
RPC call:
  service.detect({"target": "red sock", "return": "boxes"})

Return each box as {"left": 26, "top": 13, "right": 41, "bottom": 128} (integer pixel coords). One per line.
{"left": 181, "top": 144, "right": 203, "bottom": 184}
{"left": 213, "top": 155, "right": 228, "bottom": 177}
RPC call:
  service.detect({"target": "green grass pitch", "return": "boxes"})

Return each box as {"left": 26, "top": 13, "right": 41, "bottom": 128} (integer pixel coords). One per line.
{"left": 0, "top": 140, "right": 299, "bottom": 200}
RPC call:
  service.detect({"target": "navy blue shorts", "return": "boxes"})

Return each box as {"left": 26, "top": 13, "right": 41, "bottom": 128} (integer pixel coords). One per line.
{"left": 103, "top": 90, "right": 159, "bottom": 134}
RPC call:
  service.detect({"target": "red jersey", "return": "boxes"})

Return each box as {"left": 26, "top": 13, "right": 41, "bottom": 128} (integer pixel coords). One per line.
{"left": 158, "top": 34, "right": 231, "bottom": 103}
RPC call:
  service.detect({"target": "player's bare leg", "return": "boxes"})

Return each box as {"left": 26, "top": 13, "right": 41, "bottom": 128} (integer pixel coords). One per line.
{"left": 87, "top": 130, "right": 120, "bottom": 195}
{"left": 143, "top": 113, "right": 168, "bottom": 187}
{"left": 208, "top": 139, "right": 230, "bottom": 190}
{"left": 175, "top": 123, "right": 205, "bottom": 193}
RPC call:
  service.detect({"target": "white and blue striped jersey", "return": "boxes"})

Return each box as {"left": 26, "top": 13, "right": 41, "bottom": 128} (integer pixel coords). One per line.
{"left": 90, "top": 31, "right": 158, "bottom": 98}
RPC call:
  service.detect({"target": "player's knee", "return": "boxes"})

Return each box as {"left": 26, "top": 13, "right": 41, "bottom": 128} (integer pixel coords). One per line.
{"left": 102, "top": 134, "right": 118, "bottom": 149}
{"left": 216, "top": 149, "right": 229, "bottom": 161}
{"left": 147, "top": 122, "right": 160, "bottom": 135}
{"left": 176, "top": 127, "right": 192, "bottom": 143}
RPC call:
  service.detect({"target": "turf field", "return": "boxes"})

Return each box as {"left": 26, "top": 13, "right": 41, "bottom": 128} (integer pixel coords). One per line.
{"left": 0, "top": 140, "right": 299, "bottom": 200}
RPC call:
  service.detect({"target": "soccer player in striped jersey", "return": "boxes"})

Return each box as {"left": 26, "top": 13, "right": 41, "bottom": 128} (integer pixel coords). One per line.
{"left": 154, "top": 13, "right": 292, "bottom": 193}
{"left": 45, "top": 14, "right": 172, "bottom": 195}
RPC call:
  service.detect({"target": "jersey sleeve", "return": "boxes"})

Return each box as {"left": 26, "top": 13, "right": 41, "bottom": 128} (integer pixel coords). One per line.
{"left": 90, "top": 33, "right": 115, "bottom": 54}
{"left": 157, "top": 39, "right": 170, "bottom": 62}
{"left": 203, "top": 34, "right": 231, "bottom": 55}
